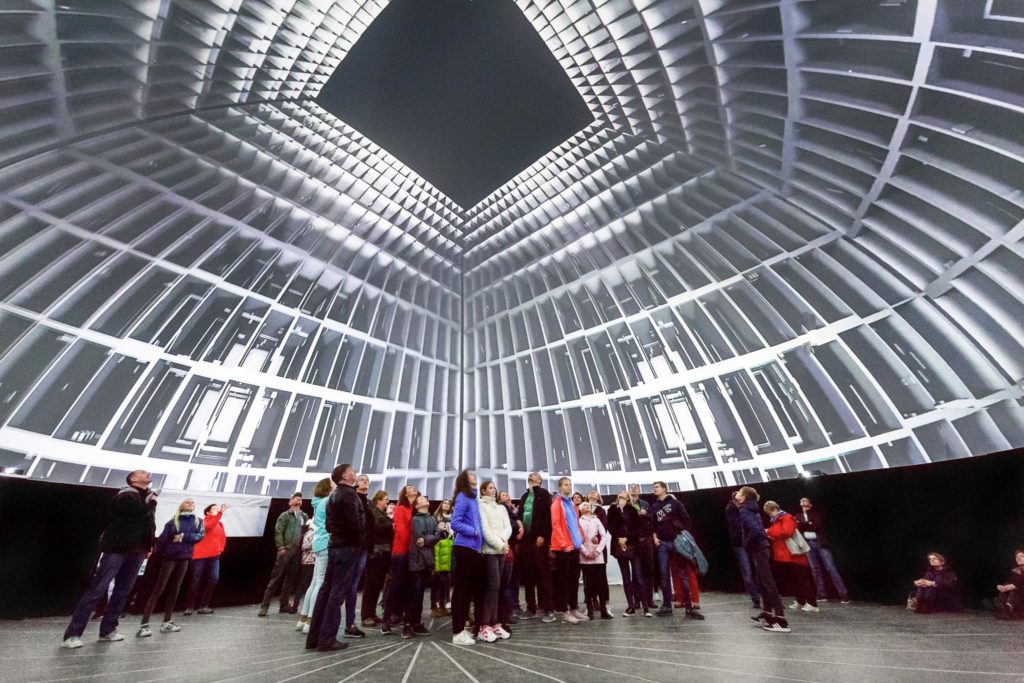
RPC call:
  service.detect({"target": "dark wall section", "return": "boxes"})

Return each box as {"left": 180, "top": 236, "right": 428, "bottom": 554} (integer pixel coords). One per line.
{"left": 2, "top": 449, "right": 1023, "bottom": 620}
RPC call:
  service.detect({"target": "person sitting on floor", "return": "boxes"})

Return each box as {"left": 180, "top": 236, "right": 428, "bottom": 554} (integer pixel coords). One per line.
{"left": 995, "top": 549, "right": 1024, "bottom": 620}
{"left": 912, "top": 552, "right": 963, "bottom": 614}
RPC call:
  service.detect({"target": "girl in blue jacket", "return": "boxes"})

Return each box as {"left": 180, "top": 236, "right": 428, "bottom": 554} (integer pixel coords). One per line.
{"left": 450, "top": 469, "right": 485, "bottom": 645}
{"left": 138, "top": 499, "right": 204, "bottom": 637}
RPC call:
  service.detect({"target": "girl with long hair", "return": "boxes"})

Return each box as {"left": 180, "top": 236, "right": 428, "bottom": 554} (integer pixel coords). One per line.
{"left": 137, "top": 499, "right": 204, "bottom": 637}
{"left": 478, "top": 480, "right": 512, "bottom": 642}
{"left": 381, "top": 484, "right": 418, "bottom": 634}
{"left": 361, "top": 491, "right": 393, "bottom": 626}
{"left": 450, "top": 469, "right": 485, "bottom": 645}
{"left": 297, "top": 477, "right": 334, "bottom": 632}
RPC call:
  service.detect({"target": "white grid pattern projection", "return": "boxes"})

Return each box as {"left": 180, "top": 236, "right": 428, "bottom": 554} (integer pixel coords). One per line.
{"left": 0, "top": 0, "right": 1022, "bottom": 498}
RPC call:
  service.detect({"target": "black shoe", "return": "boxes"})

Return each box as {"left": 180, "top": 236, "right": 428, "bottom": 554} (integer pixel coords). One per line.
{"left": 600, "top": 609, "right": 614, "bottom": 620}
{"left": 412, "top": 623, "right": 429, "bottom": 636}
{"left": 643, "top": 608, "right": 654, "bottom": 618}
{"left": 686, "top": 608, "right": 705, "bottom": 621}
{"left": 623, "top": 607, "right": 636, "bottom": 617}
{"left": 344, "top": 626, "right": 365, "bottom": 639}
{"left": 381, "top": 623, "right": 393, "bottom": 635}
{"left": 317, "top": 640, "right": 349, "bottom": 652}
{"left": 401, "top": 626, "right": 414, "bottom": 639}
{"left": 655, "top": 606, "right": 673, "bottom": 618}
{"left": 751, "top": 611, "right": 771, "bottom": 625}
{"left": 762, "top": 616, "right": 790, "bottom": 633}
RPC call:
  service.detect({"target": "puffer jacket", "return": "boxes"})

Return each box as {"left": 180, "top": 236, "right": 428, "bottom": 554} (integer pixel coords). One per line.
{"left": 451, "top": 491, "right": 483, "bottom": 552}
{"left": 156, "top": 513, "right": 204, "bottom": 561}
{"left": 434, "top": 536, "right": 453, "bottom": 571}
{"left": 739, "top": 499, "right": 770, "bottom": 554}
{"left": 578, "top": 515, "right": 607, "bottom": 565}
{"left": 765, "top": 511, "right": 808, "bottom": 565}
{"left": 192, "top": 511, "right": 226, "bottom": 560}
{"left": 479, "top": 496, "right": 512, "bottom": 555}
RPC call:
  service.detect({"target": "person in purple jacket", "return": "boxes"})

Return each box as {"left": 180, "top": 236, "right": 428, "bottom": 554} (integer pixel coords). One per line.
{"left": 450, "top": 469, "right": 484, "bottom": 646}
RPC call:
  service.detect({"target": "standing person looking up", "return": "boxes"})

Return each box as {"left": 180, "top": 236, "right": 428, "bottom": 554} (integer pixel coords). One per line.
{"left": 586, "top": 490, "right": 610, "bottom": 608}
{"left": 608, "top": 491, "right": 652, "bottom": 617}
{"left": 579, "top": 502, "right": 612, "bottom": 619}
{"left": 797, "top": 498, "right": 849, "bottom": 604}
{"left": 478, "top": 481, "right": 512, "bottom": 642}
{"left": 518, "top": 472, "right": 555, "bottom": 623}
{"left": 450, "top": 469, "right": 485, "bottom": 646}
{"left": 628, "top": 483, "right": 655, "bottom": 608}
{"left": 498, "top": 490, "right": 524, "bottom": 626}
{"left": 381, "top": 484, "right": 417, "bottom": 634}
{"left": 62, "top": 471, "right": 158, "bottom": 649}
{"left": 431, "top": 499, "right": 454, "bottom": 617}
{"left": 294, "top": 519, "right": 316, "bottom": 630}
{"left": 650, "top": 482, "right": 702, "bottom": 620}
{"left": 137, "top": 499, "right": 204, "bottom": 637}
{"left": 737, "top": 487, "right": 788, "bottom": 633}
{"left": 185, "top": 503, "right": 229, "bottom": 616}
{"left": 550, "top": 477, "right": 585, "bottom": 624}
{"left": 305, "top": 463, "right": 364, "bottom": 652}
{"left": 404, "top": 495, "right": 440, "bottom": 638}
{"left": 361, "top": 491, "right": 392, "bottom": 627}
{"left": 341, "top": 474, "right": 373, "bottom": 639}
{"left": 297, "top": 478, "right": 334, "bottom": 632}
{"left": 726, "top": 491, "right": 761, "bottom": 609}
{"left": 258, "top": 493, "right": 307, "bottom": 617}
{"left": 763, "top": 501, "right": 818, "bottom": 612}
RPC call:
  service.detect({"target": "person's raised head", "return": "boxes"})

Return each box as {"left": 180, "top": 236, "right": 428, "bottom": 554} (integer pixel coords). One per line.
{"left": 204, "top": 503, "right": 219, "bottom": 516}
{"left": 126, "top": 469, "right": 152, "bottom": 488}
{"left": 527, "top": 472, "right": 542, "bottom": 488}
{"left": 398, "top": 484, "right": 418, "bottom": 508}
{"left": 331, "top": 463, "right": 355, "bottom": 486}
{"left": 313, "top": 477, "right": 333, "bottom": 499}
{"left": 615, "top": 491, "right": 629, "bottom": 508}
{"left": 731, "top": 490, "right": 743, "bottom": 506}
{"left": 738, "top": 486, "right": 759, "bottom": 503}
{"left": 799, "top": 497, "right": 812, "bottom": 510}
{"left": 587, "top": 490, "right": 601, "bottom": 503}
{"left": 415, "top": 495, "right": 430, "bottom": 512}
{"left": 454, "top": 469, "right": 477, "bottom": 500}
{"left": 499, "top": 491, "right": 511, "bottom": 505}
{"left": 580, "top": 502, "right": 592, "bottom": 515}
{"left": 927, "top": 552, "right": 946, "bottom": 567}
{"left": 652, "top": 481, "right": 668, "bottom": 499}
{"left": 288, "top": 493, "right": 302, "bottom": 509}
{"left": 357, "top": 474, "right": 370, "bottom": 494}
{"left": 1015, "top": 550, "right": 1024, "bottom": 566}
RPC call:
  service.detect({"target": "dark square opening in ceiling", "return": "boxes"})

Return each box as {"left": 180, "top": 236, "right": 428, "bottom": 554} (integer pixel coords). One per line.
{"left": 316, "top": 0, "right": 594, "bottom": 209}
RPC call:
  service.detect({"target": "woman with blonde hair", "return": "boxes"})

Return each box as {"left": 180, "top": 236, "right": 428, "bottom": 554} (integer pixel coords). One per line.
{"left": 137, "top": 499, "right": 204, "bottom": 637}
{"left": 478, "top": 480, "right": 512, "bottom": 642}
{"left": 297, "top": 477, "right": 334, "bottom": 632}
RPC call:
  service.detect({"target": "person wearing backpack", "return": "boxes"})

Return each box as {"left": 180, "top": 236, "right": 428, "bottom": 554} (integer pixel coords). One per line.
{"left": 763, "top": 500, "right": 818, "bottom": 613}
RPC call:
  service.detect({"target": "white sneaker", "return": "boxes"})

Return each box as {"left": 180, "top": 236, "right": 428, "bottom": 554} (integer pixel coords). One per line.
{"left": 136, "top": 625, "right": 152, "bottom": 638}
{"left": 477, "top": 626, "right": 497, "bottom": 643}
{"left": 558, "top": 611, "right": 580, "bottom": 625}
{"left": 452, "top": 630, "right": 475, "bottom": 646}
{"left": 788, "top": 601, "right": 801, "bottom": 610}
{"left": 159, "top": 622, "right": 181, "bottom": 633}
{"left": 569, "top": 609, "right": 589, "bottom": 621}
{"left": 301, "top": 623, "right": 310, "bottom": 634}
{"left": 61, "top": 637, "right": 83, "bottom": 649}
{"left": 294, "top": 620, "right": 304, "bottom": 631}
{"left": 98, "top": 631, "right": 125, "bottom": 642}
{"left": 493, "top": 625, "right": 511, "bottom": 640}
{"left": 801, "top": 604, "right": 820, "bottom": 612}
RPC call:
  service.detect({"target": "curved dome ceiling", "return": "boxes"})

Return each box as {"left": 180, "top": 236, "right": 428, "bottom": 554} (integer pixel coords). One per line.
{"left": 0, "top": 0, "right": 1022, "bottom": 498}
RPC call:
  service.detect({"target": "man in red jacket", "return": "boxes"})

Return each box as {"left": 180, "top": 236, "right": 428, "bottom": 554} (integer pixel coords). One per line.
{"left": 185, "top": 503, "right": 229, "bottom": 615}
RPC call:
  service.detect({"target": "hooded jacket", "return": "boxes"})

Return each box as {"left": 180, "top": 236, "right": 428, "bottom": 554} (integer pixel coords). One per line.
{"left": 651, "top": 494, "right": 690, "bottom": 543}
{"left": 579, "top": 515, "right": 608, "bottom": 565}
{"left": 479, "top": 496, "right": 512, "bottom": 555}
{"left": 192, "top": 511, "right": 226, "bottom": 559}
{"left": 451, "top": 490, "right": 483, "bottom": 552}
{"left": 98, "top": 485, "right": 157, "bottom": 554}
{"left": 738, "top": 499, "right": 770, "bottom": 554}
{"left": 156, "top": 513, "right": 204, "bottom": 561}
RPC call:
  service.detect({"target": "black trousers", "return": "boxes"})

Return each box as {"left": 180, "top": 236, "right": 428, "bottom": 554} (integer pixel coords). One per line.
{"left": 142, "top": 559, "right": 189, "bottom": 624}
{"left": 520, "top": 537, "right": 553, "bottom": 613}
{"left": 382, "top": 554, "right": 410, "bottom": 624}
{"left": 780, "top": 562, "right": 817, "bottom": 607}
{"left": 750, "top": 546, "right": 784, "bottom": 615}
{"left": 405, "top": 569, "right": 429, "bottom": 626}
{"left": 430, "top": 571, "right": 451, "bottom": 609}
{"left": 450, "top": 546, "right": 485, "bottom": 635}
{"left": 552, "top": 550, "right": 580, "bottom": 613}
{"left": 581, "top": 564, "right": 608, "bottom": 610}
{"left": 361, "top": 554, "right": 390, "bottom": 620}
{"left": 260, "top": 546, "right": 300, "bottom": 610}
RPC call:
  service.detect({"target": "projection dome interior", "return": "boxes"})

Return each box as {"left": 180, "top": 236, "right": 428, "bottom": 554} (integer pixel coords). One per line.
{"left": 0, "top": 0, "right": 1022, "bottom": 499}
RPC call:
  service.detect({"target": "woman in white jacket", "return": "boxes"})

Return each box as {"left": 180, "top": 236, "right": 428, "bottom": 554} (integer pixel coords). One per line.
{"left": 478, "top": 480, "right": 512, "bottom": 642}
{"left": 579, "top": 502, "right": 612, "bottom": 619}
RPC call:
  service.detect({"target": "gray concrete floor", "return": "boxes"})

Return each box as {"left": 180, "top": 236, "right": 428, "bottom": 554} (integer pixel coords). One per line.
{"left": 3, "top": 592, "right": 1023, "bottom": 683}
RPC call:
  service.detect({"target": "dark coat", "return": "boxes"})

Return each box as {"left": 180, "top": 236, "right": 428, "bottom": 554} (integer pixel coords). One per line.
{"left": 725, "top": 502, "right": 743, "bottom": 548}
{"left": 98, "top": 486, "right": 157, "bottom": 554}
{"left": 326, "top": 484, "right": 365, "bottom": 549}
{"left": 155, "top": 514, "right": 204, "bottom": 561}
{"left": 918, "top": 565, "right": 963, "bottom": 612}
{"left": 651, "top": 494, "right": 690, "bottom": 543}
{"left": 358, "top": 492, "right": 374, "bottom": 552}
{"left": 607, "top": 503, "right": 643, "bottom": 545}
{"left": 519, "top": 486, "right": 552, "bottom": 541}
{"left": 409, "top": 512, "right": 440, "bottom": 572}
{"left": 795, "top": 508, "right": 830, "bottom": 548}
{"left": 738, "top": 499, "right": 770, "bottom": 553}
{"left": 370, "top": 506, "right": 393, "bottom": 556}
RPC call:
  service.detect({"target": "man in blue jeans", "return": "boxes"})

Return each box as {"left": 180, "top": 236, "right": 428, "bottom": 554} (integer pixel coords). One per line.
{"left": 341, "top": 474, "right": 373, "bottom": 639}
{"left": 797, "top": 498, "right": 849, "bottom": 603}
{"left": 726, "top": 491, "right": 761, "bottom": 608}
{"left": 305, "top": 463, "right": 365, "bottom": 652}
{"left": 650, "top": 481, "right": 703, "bottom": 620}
{"left": 62, "top": 470, "right": 158, "bottom": 649}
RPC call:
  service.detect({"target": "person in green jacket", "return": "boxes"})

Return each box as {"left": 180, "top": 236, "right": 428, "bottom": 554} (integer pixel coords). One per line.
{"left": 432, "top": 499, "right": 454, "bottom": 616}
{"left": 258, "top": 493, "right": 308, "bottom": 616}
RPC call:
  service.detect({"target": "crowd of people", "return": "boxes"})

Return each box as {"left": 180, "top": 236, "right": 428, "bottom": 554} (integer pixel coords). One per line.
{"left": 59, "top": 469, "right": 1023, "bottom": 650}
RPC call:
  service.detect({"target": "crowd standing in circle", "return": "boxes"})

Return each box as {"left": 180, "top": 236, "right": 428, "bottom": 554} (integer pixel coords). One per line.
{"left": 60, "top": 469, "right": 1020, "bottom": 652}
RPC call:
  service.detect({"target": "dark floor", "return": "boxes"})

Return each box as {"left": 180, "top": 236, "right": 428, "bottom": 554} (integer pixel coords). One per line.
{"left": 4, "top": 592, "right": 1023, "bottom": 683}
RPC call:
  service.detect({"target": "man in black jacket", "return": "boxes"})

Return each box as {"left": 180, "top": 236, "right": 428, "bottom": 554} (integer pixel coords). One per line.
{"left": 650, "top": 482, "right": 702, "bottom": 619}
{"left": 340, "top": 474, "right": 374, "bottom": 639}
{"left": 738, "top": 486, "right": 788, "bottom": 633}
{"left": 62, "top": 470, "right": 158, "bottom": 648}
{"left": 518, "top": 472, "right": 555, "bottom": 622}
{"left": 797, "top": 497, "right": 849, "bottom": 603}
{"left": 726, "top": 490, "right": 761, "bottom": 609}
{"left": 306, "top": 463, "right": 365, "bottom": 652}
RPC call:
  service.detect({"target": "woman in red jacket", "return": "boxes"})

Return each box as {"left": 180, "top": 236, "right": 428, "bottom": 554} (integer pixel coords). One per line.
{"left": 381, "top": 485, "right": 418, "bottom": 634}
{"left": 763, "top": 501, "right": 818, "bottom": 612}
{"left": 184, "top": 503, "right": 229, "bottom": 615}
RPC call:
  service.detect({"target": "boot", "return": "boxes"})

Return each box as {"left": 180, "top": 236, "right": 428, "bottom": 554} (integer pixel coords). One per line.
{"left": 586, "top": 598, "right": 594, "bottom": 620}
{"left": 599, "top": 599, "right": 614, "bottom": 620}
